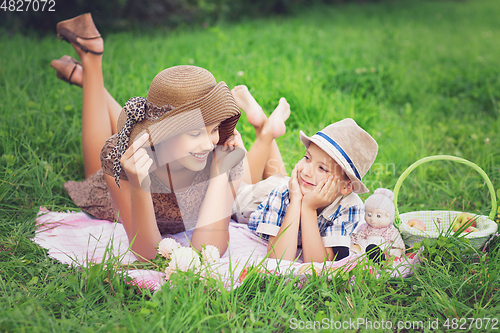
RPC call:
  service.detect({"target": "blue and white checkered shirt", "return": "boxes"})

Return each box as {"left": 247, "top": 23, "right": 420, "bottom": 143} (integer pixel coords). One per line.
{"left": 247, "top": 182, "right": 364, "bottom": 247}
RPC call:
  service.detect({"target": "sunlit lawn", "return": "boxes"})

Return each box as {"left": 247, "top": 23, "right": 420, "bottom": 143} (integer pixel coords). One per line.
{"left": 1, "top": 0, "right": 499, "bottom": 331}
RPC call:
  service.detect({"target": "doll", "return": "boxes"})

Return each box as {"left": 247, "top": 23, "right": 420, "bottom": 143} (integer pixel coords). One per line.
{"left": 351, "top": 188, "right": 405, "bottom": 261}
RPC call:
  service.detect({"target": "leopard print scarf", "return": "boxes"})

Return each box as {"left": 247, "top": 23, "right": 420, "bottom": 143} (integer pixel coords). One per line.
{"left": 105, "top": 96, "right": 147, "bottom": 187}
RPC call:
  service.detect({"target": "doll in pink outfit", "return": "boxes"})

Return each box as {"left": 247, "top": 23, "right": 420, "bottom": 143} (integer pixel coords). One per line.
{"left": 351, "top": 188, "right": 405, "bottom": 261}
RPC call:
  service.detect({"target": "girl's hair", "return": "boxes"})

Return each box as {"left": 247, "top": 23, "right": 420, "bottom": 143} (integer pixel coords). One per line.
{"left": 364, "top": 188, "right": 395, "bottom": 222}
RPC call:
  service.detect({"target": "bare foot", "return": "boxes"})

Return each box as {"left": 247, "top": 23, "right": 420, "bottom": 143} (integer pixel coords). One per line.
{"left": 231, "top": 85, "right": 267, "bottom": 129}
{"left": 262, "top": 97, "right": 290, "bottom": 139}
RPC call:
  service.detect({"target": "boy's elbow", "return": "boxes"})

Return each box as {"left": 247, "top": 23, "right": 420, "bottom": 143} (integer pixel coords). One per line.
{"left": 267, "top": 237, "right": 296, "bottom": 261}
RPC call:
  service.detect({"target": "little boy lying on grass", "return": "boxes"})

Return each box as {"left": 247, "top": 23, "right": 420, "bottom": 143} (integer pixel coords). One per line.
{"left": 248, "top": 118, "right": 378, "bottom": 262}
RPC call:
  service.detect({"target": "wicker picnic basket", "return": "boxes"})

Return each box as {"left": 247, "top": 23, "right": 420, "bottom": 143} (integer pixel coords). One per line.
{"left": 394, "top": 155, "right": 498, "bottom": 250}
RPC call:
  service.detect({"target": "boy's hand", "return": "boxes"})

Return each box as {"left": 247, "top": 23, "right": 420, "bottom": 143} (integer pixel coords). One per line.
{"left": 302, "top": 175, "right": 339, "bottom": 210}
{"left": 288, "top": 164, "right": 303, "bottom": 203}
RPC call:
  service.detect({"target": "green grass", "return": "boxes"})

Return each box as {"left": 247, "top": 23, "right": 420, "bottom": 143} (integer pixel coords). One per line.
{"left": 1, "top": 0, "right": 500, "bottom": 331}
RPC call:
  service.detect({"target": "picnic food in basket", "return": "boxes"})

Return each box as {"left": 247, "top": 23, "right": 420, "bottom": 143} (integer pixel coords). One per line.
{"left": 394, "top": 155, "right": 498, "bottom": 250}
{"left": 407, "top": 218, "right": 426, "bottom": 231}
{"left": 452, "top": 212, "right": 478, "bottom": 233}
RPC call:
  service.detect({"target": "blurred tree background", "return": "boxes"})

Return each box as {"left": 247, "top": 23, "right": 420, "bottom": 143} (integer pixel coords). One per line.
{"left": 1, "top": 0, "right": 382, "bottom": 34}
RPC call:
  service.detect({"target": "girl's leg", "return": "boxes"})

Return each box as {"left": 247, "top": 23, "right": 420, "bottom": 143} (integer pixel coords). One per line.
{"left": 52, "top": 62, "right": 122, "bottom": 135}
{"left": 105, "top": 87, "right": 122, "bottom": 135}
{"left": 231, "top": 86, "right": 289, "bottom": 184}
{"left": 70, "top": 37, "right": 110, "bottom": 179}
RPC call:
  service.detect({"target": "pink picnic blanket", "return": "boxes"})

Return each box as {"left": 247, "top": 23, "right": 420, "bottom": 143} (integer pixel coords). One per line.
{"left": 33, "top": 207, "right": 419, "bottom": 291}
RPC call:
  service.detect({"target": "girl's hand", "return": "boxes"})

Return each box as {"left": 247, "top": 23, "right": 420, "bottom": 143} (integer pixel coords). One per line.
{"left": 288, "top": 164, "right": 303, "bottom": 203}
{"left": 210, "top": 129, "right": 246, "bottom": 178}
{"left": 302, "top": 175, "right": 339, "bottom": 210}
{"left": 120, "top": 133, "right": 154, "bottom": 191}
{"left": 221, "top": 129, "right": 246, "bottom": 153}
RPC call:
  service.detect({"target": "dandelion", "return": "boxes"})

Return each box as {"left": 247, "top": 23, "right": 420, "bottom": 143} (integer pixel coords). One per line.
{"left": 199, "top": 266, "right": 218, "bottom": 280}
{"left": 237, "top": 71, "right": 244, "bottom": 77}
{"left": 157, "top": 238, "right": 181, "bottom": 259}
{"left": 169, "top": 247, "right": 201, "bottom": 272}
{"left": 160, "top": 245, "right": 220, "bottom": 282}
{"left": 202, "top": 245, "right": 220, "bottom": 264}
{"left": 164, "top": 266, "right": 175, "bottom": 280}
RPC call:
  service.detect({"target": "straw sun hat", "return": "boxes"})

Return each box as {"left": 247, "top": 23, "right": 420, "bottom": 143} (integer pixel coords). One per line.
{"left": 299, "top": 118, "right": 378, "bottom": 194}
{"left": 106, "top": 65, "right": 240, "bottom": 186}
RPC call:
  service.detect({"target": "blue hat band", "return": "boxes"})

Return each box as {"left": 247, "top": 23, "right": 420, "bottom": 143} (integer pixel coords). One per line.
{"left": 315, "top": 131, "right": 361, "bottom": 181}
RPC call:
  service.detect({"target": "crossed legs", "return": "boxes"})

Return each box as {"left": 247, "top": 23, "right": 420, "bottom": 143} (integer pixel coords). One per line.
{"left": 53, "top": 56, "right": 289, "bottom": 183}
{"left": 52, "top": 39, "right": 121, "bottom": 178}
{"left": 231, "top": 85, "right": 290, "bottom": 184}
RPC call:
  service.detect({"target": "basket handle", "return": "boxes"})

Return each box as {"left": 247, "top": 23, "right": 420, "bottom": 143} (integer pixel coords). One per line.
{"left": 393, "top": 155, "right": 497, "bottom": 224}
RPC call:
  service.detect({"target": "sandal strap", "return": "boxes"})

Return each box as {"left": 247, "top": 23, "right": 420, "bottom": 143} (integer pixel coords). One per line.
{"left": 57, "top": 28, "right": 103, "bottom": 55}
{"left": 67, "top": 63, "right": 77, "bottom": 84}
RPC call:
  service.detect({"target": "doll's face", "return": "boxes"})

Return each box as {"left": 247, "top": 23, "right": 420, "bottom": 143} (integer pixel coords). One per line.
{"left": 296, "top": 143, "right": 352, "bottom": 196}
{"left": 154, "top": 122, "right": 220, "bottom": 172}
{"left": 365, "top": 207, "right": 392, "bottom": 228}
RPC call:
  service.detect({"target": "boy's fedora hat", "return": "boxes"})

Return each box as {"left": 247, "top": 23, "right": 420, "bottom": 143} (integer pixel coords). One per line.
{"left": 107, "top": 65, "right": 240, "bottom": 186}
{"left": 299, "top": 118, "right": 378, "bottom": 194}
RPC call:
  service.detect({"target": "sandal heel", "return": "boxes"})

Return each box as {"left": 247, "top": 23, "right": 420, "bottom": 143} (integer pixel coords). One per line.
{"left": 56, "top": 13, "right": 103, "bottom": 55}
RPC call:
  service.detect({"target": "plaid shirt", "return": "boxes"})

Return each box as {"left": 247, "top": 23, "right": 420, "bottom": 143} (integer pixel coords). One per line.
{"left": 247, "top": 182, "right": 364, "bottom": 247}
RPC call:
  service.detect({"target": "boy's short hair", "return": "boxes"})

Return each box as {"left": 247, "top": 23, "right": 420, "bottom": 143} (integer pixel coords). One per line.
{"left": 299, "top": 118, "right": 378, "bottom": 194}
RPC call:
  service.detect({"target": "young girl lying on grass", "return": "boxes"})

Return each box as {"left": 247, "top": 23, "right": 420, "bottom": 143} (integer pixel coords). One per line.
{"left": 51, "top": 13, "right": 291, "bottom": 261}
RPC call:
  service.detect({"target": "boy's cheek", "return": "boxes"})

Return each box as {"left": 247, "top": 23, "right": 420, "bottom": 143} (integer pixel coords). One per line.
{"left": 295, "top": 162, "right": 305, "bottom": 176}
{"left": 296, "top": 159, "right": 305, "bottom": 169}
{"left": 296, "top": 177, "right": 309, "bottom": 194}
{"left": 335, "top": 178, "right": 344, "bottom": 191}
